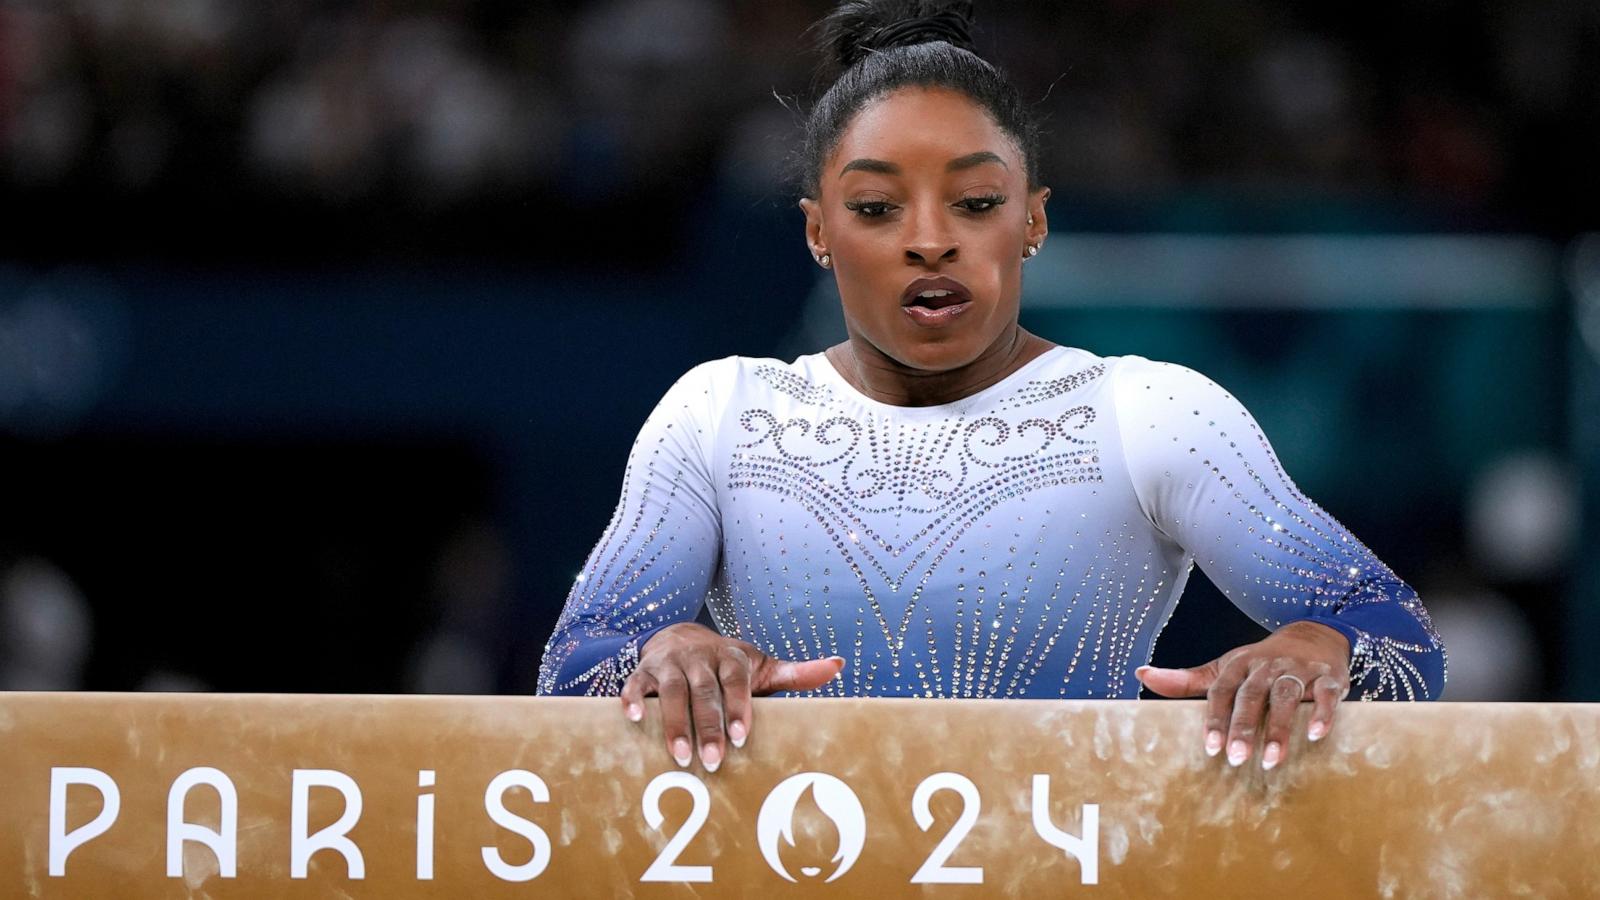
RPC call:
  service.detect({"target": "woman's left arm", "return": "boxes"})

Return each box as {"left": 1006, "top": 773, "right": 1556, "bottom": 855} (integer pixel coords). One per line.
{"left": 1110, "top": 355, "right": 1448, "bottom": 768}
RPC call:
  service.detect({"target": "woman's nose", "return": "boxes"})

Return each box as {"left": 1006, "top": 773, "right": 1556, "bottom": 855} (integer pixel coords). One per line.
{"left": 904, "top": 205, "right": 958, "bottom": 264}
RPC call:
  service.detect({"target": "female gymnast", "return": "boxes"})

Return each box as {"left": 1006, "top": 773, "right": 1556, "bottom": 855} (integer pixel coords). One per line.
{"left": 536, "top": 0, "right": 1446, "bottom": 776}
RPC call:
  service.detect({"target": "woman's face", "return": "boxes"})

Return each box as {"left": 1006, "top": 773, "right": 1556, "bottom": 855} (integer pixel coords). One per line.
{"left": 800, "top": 86, "right": 1049, "bottom": 373}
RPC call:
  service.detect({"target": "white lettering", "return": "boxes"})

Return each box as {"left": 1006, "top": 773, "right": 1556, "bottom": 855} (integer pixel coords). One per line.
{"left": 417, "top": 770, "right": 435, "bottom": 880}
{"left": 48, "top": 767, "right": 121, "bottom": 877}
{"left": 481, "top": 770, "right": 551, "bottom": 882}
{"left": 290, "top": 770, "right": 364, "bottom": 879}
{"left": 641, "top": 771, "right": 713, "bottom": 883}
{"left": 910, "top": 772, "right": 982, "bottom": 884}
{"left": 1030, "top": 775, "right": 1098, "bottom": 885}
{"left": 166, "top": 767, "right": 238, "bottom": 879}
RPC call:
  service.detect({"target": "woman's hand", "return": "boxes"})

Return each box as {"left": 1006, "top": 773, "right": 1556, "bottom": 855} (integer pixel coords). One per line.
{"left": 620, "top": 623, "right": 845, "bottom": 771}
{"left": 1134, "top": 621, "right": 1352, "bottom": 770}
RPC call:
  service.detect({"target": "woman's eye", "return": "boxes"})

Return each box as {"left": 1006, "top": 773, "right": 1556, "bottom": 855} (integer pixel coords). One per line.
{"left": 843, "top": 195, "right": 1005, "bottom": 219}
{"left": 960, "top": 194, "right": 1006, "bottom": 213}
{"left": 845, "top": 200, "right": 893, "bottom": 218}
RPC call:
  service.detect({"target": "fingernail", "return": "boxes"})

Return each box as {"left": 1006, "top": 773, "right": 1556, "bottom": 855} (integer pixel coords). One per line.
{"left": 673, "top": 738, "right": 691, "bottom": 767}
{"left": 1205, "top": 730, "right": 1223, "bottom": 757}
{"left": 729, "top": 720, "right": 747, "bottom": 748}
{"left": 1261, "top": 742, "right": 1281, "bottom": 770}
{"left": 701, "top": 743, "right": 721, "bottom": 772}
{"left": 1308, "top": 721, "right": 1326, "bottom": 741}
{"left": 626, "top": 702, "right": 642, "bottom": 722}
{"left": 1228, "top": 740, "right": 1248, "bottom": 767}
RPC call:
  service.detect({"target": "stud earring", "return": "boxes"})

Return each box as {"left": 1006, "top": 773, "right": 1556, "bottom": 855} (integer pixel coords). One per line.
{"left": 819, "top": 253, "right": 831, "bottom": 268}
{"left": 1025, "top": 244, "right": 1039, "bottom": 258}
{"left": 1027, "top": 214, "right": 1034, "bottom": 225}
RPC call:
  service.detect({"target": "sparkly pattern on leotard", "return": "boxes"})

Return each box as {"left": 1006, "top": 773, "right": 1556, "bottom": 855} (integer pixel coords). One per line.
{"left": 535, "top": 347, "right": 1447, "bottom": 702}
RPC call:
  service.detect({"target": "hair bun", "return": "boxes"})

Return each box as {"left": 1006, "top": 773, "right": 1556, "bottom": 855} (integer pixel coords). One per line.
{"left": 811, "top": 1, "right": 978, "bottom": 73}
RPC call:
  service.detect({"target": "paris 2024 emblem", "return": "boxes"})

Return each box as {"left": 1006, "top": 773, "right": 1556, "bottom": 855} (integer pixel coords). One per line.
{"left": 755, "top": 772, "right": 865, "bottom": 883}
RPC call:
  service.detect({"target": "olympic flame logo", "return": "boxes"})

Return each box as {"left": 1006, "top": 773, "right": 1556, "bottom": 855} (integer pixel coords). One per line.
{"left": 755, "top": 773, "right": 866, "bottom": 883}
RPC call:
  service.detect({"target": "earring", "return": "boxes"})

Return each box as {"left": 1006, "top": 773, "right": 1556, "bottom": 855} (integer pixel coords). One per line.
{"left": 1027, "top": 214, "right": 1034, "bottom": 225}
{"left": 1024, "top": 244, "right": 1039, "bottom": 258}
{"left": 819, "top": 253, "right": 831, "bottom": 268}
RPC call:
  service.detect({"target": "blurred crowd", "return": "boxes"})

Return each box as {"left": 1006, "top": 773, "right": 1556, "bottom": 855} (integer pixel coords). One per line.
{"left": 0, "top": 0, "right": 1595, "bottom": 263}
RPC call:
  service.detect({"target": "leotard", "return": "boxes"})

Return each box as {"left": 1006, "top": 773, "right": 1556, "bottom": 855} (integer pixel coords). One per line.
{"left": 536, "top": 346, "right": 1447, "bottom": 701}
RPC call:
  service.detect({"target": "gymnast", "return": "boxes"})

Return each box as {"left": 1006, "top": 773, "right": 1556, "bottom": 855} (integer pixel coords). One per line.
{"left": 536, "top": 0, "right": 1446, "bottom": 776}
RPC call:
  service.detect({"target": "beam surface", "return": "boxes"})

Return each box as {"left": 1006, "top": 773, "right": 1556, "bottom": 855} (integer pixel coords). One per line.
{"left": 1, "top": 693, "right": 1594, "bottom": 898}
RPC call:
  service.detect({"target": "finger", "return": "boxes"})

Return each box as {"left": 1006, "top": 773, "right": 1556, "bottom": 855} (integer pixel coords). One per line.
{"left": 1307, "top": 674, "right": 1346, "bottom": 741}
{"left": 756, "top": 654, "right": 846, "bottom": 694}
{"left": 717, "top": 644, "right": 754, "bottom": 750}
{"left": 685, "top": 664, "right": 728, "bottom": 772}
{"left": 655, "top": 668, "right": 694, "bottom": 768}
{"left": 1135, "top": 662, "right": 1216, "bottom": 698}
{"left": 1203, "top": 653, "right": 1250, "bottom": 759}
{"left": 1225, "top": 658, "right": 1274, "bottom": 767}
{"left": 1260, "top": 671, "right": 1308, "bottom": 770}
{"left": 620, "top": 669, "right": 657, "bottom": 723}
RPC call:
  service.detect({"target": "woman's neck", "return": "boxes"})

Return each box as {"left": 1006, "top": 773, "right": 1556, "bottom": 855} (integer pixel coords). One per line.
{"left": 827, "top": 326, "right": 1056, "bottom": 407}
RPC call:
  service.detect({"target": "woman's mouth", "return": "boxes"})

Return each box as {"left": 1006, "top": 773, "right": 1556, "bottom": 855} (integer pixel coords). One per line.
{"left": 903, "top": 293, "right": 972, "bottom": 326}
{"left": 900, "top": 277, "right": 974, "bottom": 327}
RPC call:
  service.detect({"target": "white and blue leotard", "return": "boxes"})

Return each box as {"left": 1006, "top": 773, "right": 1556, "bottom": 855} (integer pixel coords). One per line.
{"left": 536, "top": 346, "right": 1447, "bottom": 701}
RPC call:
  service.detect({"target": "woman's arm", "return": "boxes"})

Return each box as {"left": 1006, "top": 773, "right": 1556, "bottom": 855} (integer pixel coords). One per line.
{"left": 535, "top": 361, "right": 725, "bottom": 696}
{"left": 536, "top": 358, "right": 844, "bottom": 771}
{"left": 1113, "top": 354, "right": 1447, "bottom": 766}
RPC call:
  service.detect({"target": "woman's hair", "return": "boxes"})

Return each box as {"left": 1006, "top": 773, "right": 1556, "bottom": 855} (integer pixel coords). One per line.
{"left": 793, "top": 0, "right": 1042, "bottom": 200}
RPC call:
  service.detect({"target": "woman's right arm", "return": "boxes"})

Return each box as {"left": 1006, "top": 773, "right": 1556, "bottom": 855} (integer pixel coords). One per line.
{"left": 534, "top": 361, "right": 726, "bottom": 697}
{"left": 535, "top": 358, "right": 844, "bottom": 770}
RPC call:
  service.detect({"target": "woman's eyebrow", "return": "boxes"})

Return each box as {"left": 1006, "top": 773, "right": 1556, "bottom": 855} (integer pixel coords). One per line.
{"left": 946, "top": 150, "right": 1008, "bottom": 172}
{"left": 838, "top": 150, "right": 1009, "bottom": 178}
{"left": 839, "top": 157, "right": 898, "bottom": 177}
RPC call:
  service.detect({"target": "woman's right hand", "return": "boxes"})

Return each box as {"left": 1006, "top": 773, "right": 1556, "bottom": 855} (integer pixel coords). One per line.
{"left": 620, "top": 622, "right": 845, "bottom": 772}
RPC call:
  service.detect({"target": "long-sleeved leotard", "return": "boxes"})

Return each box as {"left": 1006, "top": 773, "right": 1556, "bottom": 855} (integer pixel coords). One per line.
{"left": 536, "top": 346, "right": 1446, "bottom": 701}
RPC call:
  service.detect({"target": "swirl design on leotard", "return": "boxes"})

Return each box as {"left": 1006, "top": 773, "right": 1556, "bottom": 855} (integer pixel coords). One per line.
{"left": 729, "top": 364, "right": 1108, "bottom": 659}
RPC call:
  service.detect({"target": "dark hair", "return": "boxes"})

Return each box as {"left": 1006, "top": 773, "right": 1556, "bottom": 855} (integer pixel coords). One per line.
{"left": 793, "top": 0, "right": 1042, "bottom": 200}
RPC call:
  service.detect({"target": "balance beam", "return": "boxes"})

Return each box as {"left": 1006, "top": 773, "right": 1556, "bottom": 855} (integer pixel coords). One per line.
{"left": 2, "top": 693, "right": 1593, "bottom": 897}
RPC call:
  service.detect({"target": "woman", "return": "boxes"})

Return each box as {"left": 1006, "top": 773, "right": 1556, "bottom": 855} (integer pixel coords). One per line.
{"left": 536, "top": 0, "right": 1446, "bottom": 776}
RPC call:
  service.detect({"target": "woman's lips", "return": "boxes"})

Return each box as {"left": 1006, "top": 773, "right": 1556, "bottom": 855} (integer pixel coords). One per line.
{"left": 903, "top": 300, "right": 973, "bottom": 326}
{"left": 899, "top": 275, "right": 974, "bottom": 327}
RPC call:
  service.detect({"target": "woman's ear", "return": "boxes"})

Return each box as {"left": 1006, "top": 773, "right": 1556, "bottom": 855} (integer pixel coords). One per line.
{"left": 798, "top": 197, "right": 826, "bottom": 260}
{"left": 1027, "top": 186, "right": 1050, "bottom": 246}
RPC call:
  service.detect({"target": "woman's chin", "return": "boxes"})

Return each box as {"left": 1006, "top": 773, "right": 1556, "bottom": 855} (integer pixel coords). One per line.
{"left": 888, "top": 339, "right": 983, "bottom": 373}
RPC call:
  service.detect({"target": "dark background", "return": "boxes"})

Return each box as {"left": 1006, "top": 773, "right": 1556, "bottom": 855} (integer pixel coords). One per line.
{"left": 0, "top": 0, "right": 1593, "bottom": 700}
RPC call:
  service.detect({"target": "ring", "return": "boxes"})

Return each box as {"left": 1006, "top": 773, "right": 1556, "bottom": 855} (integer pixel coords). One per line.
{"left": 1274, "top": 673, "right": 1307, "bottom": 694}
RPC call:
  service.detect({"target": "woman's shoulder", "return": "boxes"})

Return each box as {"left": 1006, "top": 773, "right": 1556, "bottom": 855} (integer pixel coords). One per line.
{"left": 1101, "top": 352, "right": 1239, "bottom": 400}
{"left": 1097, "top": 353, "right": 1261, "bottom": 438}
{"left": 1006, "top": 348, "right": 1245, "bottom": 424}
{"left": 670, "top": 351, "right": 838, "bottom": 406}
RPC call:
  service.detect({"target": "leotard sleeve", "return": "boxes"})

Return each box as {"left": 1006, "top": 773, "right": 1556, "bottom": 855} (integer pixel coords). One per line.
{"left": 1112, "top": 355, "right": 1447, "bottom": 700}
{"left": 535, "top": 360, "right": 725, "bottom": 696}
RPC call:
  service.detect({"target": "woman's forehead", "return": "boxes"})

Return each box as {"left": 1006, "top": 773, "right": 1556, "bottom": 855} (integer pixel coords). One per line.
{"left": 830, "top": 87, "right": 1016, "bottom": 174}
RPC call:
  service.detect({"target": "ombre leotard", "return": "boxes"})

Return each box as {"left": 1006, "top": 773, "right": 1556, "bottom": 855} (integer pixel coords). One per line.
{"left": 536, "top": 346, "right": 1446, "bottom": 701}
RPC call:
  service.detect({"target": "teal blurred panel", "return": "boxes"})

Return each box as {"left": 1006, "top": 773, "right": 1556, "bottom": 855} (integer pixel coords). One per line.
{"left": 1568, "top": 236, "right": 1600, "bottom": 700}
{"left": 1017, "top": 306, "right": 1562, "bottom": 526}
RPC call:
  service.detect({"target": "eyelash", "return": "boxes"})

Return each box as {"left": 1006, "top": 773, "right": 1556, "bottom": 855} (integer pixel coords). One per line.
{"left": 844, "top": 194, "right": 1007, "bottom": 219}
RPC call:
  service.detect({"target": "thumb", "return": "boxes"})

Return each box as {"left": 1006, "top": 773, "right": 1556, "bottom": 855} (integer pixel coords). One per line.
{"left": 1135, "top": 661, "right": 1217, "bottom": 698}
{"left": 756, "top": 655, "right": 846, "bottom": 694}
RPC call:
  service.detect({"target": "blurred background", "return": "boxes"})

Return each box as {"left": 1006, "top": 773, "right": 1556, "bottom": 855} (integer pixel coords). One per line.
{"left": 0, "top": 0, "right": 1593, "bottom": 700}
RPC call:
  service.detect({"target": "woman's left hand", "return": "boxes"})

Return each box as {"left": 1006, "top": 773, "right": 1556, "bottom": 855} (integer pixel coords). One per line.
{"left": 1135, "top": 621, "right": 1353, "bottom": 770}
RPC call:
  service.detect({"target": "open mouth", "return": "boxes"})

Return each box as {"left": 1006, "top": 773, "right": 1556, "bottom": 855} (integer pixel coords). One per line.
{"left": 901, "top": 277, "right": 974, "bottom": 326}
{"left": 907, "top": 289, "right": 967, "bottom": 310}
